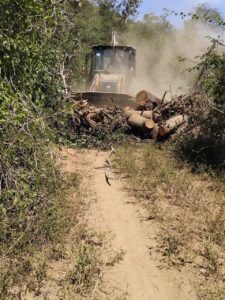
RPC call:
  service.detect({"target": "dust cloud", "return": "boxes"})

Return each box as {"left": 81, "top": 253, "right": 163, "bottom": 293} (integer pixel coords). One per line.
{"left": 121, "top": 20, "right": 222, "bottom": 98}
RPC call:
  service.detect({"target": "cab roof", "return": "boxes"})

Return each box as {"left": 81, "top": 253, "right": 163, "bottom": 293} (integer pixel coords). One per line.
{"left": 92, "top": 45, "right": 136, "bottom": 52}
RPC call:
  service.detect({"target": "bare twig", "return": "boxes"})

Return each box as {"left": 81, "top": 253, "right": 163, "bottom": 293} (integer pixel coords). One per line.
{"left": 90, "top": 278, "right": 100, "bottom": 300}
{"left": 105, "top": 167, "right": 112, "bottom": 186}
{"left": 59, "top": 60, "right": 69, "bottom": 96}
{"left": 104, "top": 146, "right": 115, "bottom": 186}
{"left": 162, "top": 90, "right": 167, "bottom": 103}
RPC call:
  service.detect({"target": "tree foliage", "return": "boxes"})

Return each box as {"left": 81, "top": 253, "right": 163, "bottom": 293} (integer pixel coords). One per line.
{"left": 176, "top": 38, "right": 225, "bottom": 171}
{"left": 192, "top": 4, "right": 225, "bottom": 28}
{"left": 0, "top": 0, "right": 142, "bottom": 296}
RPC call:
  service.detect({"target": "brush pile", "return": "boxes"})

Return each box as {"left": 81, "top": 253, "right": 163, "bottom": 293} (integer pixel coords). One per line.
{"left": 69, "top": 100, "right": 129, "bottom": 133}
{"left": 65, "top": 90, "right": 202, "bottom": 145}
{"left": 53, "top": 99, "right": 131, "bottom": 148}
{"left": 69, "top": 89, "right": 194, "bottom": 141}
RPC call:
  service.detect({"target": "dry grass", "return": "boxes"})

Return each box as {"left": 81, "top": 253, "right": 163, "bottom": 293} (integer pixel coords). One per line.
{"left": 115, "top": 143, "right": 225, "bottom": 298}
{"left": 32, "top": 149, "right": 127, "bottom": 300}
{"left": 3, "top": 167, "right": 83, "bottom": 299}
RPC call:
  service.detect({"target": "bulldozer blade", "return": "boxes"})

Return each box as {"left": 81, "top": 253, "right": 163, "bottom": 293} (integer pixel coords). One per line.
{"left": 72, "top": 92, "right": 139, "bottom": 109}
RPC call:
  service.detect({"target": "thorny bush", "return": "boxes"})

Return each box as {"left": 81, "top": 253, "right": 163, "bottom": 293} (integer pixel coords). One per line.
{"left": 0, "top": 83, "right": 67, "bottom": 299}
{"left": 0, "top": 0, "right": 66, "bottom": 297}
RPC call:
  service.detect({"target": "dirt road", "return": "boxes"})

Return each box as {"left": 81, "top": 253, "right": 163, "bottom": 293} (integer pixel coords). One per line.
{"left": 83, "top": 149, "right": 196, "bottom": 300}
{"left": 25, "top": 148, "right": 196, "bottom": 300}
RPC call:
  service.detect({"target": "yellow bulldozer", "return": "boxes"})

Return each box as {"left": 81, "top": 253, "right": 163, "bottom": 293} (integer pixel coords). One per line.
{"left": 79, "top": 33, "right": 137, "bottom": 108}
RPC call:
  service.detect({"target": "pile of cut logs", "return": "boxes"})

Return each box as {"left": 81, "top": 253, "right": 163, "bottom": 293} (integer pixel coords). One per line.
{"left": 72, "top": 89, "right": 191, "bottom": 141}
{"left": 124, "top": 90, "right": 190, "bottom": 140}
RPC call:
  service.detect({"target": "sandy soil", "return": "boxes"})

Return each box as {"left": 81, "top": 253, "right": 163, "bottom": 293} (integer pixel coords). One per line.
{"left": 83, "top": 149, "right": 196, "bottom": 300}
{"left": 24, "top": 148, "right": 196, "bottom": 300}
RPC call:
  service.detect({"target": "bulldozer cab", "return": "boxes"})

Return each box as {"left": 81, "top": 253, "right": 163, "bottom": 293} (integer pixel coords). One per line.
{"left": 86, "top": 45, "right": 136, "bottom": 94}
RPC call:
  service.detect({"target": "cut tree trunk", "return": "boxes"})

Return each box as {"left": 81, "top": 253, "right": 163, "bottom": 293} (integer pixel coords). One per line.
{"left": 142, "top": 111, "right": 154, "bottom": 119}
{"left": 127, "top": 114, "right": 155, "bottom": 131}
{"left": 136, "top": 90, "right": 162, "bottom": 106}
{"left": 124, "top": 110, "right": 153, "bottom": 119}
{"left": 158, "top": 115, "right": 188, "bottom": 137}
{"left": 127, "top": 114, "right": 146, "bottom": 129}
{"left": 145, "top": 119, "right": 155, "bottom": 130}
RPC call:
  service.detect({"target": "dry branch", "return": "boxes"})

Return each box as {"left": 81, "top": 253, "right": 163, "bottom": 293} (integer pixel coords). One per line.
{"left": 150, "top": 124, "right": 159, "bottom": 140}
{"left": 105, "top": 146, "right": 115, "bottom": 186}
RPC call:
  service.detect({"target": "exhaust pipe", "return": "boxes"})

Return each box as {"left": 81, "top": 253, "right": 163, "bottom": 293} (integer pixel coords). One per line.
{"left": 111, "top": 31, "right": 118, "bottom": 47}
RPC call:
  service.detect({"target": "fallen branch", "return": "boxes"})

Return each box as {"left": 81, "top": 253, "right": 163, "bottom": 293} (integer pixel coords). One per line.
{"left": 90, "top": 278, "right": 100, "bottom": 300}
{"left": 104, "top": 146, "right": 115, "bottom": 186}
